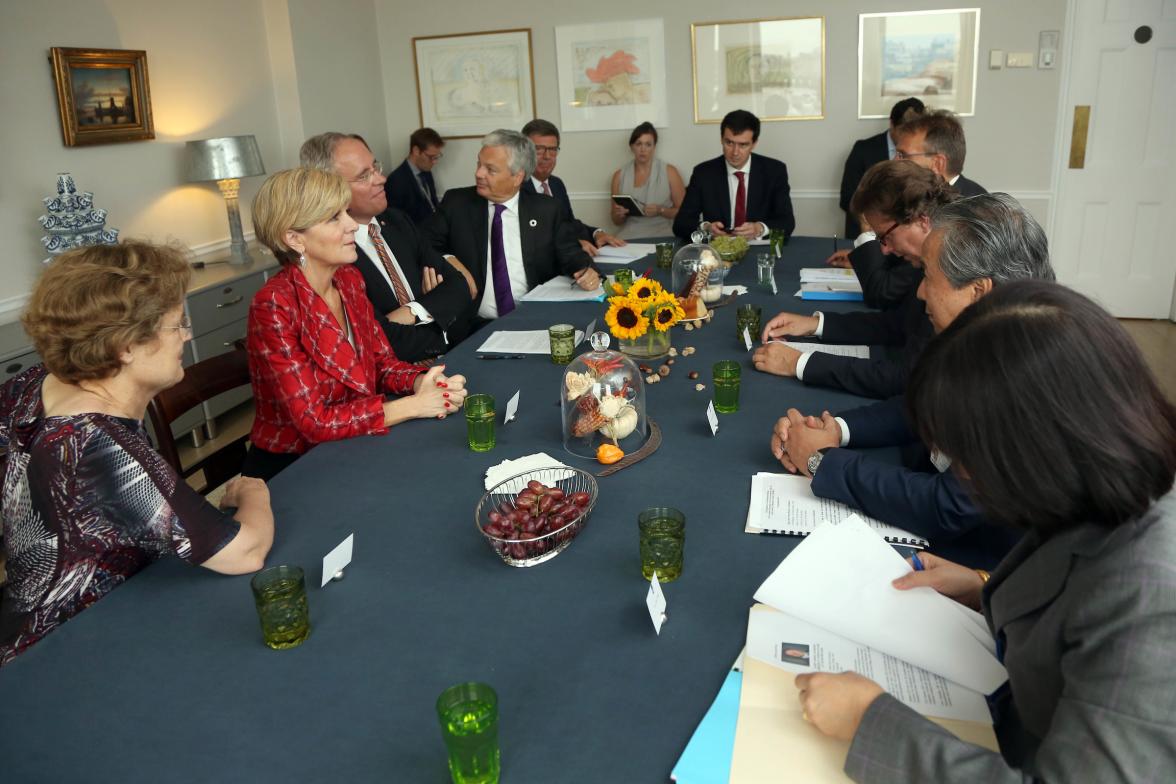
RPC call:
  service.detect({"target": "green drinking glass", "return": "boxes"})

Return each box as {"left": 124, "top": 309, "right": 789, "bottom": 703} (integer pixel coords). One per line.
{"left": 655, "top": 242, "right": 675, "bottom": 269}
{"left": 712, "top": 360, "right": 741, "bottom": 414}
{"left": 250, "top": 565, "right": 310, "bottom": 650}
{"left": 613, "top": 268, "right": 635, "bottom": 289}
{"left": 638, "top": 507, "right": 686, "bottom": 582}
{"left": 735, "top": 304, "right": 763, "bottom": 345}
{"left": 548, "top": 323, "right": 576, "bottom": 365}
{"left": 465, "top": 394, "right": 496, "bottom": 452}
{"left": 436, "top": 682, "right": 501, "bottom": 784}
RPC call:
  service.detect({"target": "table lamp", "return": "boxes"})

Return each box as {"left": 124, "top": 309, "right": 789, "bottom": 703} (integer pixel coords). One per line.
{"left": 184, "top": 135, "right": 266, "bottom": 264}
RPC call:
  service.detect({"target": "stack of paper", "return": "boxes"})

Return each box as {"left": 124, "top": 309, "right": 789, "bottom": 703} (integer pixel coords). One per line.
{"left": 483, "top": 452, "right": 574, "bottom": 492}
{"left": 778, "top": 341, "right": 870, "bottom": 359}
{"left": 795, "top": 268, "right": 864, "bottom": 302}
{"left": 799, "top": 267, "right": 861, "bottom": 285}
{"left": 476, "top": 329, "right": 584, "bottom": 355}
{"left": 520, "top": 276, "right": 606, "bottom": 303}
{"left": 593, "top": 243, "right": 656, "bottom": 263}
{"left": 745, "top": 473, "right": 928, "bottom": 547}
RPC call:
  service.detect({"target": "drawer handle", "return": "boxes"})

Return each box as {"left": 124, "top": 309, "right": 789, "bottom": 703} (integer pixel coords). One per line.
{"left": 216, "top": 295, "right": 244, "bottom": 308}
{"left": 5, "top": 362, "right": 23, "bottom": 374}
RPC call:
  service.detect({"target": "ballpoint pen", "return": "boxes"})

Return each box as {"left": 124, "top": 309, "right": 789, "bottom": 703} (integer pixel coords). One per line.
{"left": 832, "top": 233, "right": 838, "bottom": 254}
{"left": 911, "top": 552, "right": 925, "bottom": 571}
{"left": 477, "top": 354, "right": 527, "bottom": 360}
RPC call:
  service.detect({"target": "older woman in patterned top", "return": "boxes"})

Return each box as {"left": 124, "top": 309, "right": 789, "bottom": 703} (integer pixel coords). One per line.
{"left": 0, "top": 242, "right": 274, "bottom": 666}
{"left": 242, "top": 168, "right": 467, "bottom": 481}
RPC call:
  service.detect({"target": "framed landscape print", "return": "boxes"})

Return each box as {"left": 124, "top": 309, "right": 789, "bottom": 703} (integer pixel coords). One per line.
{"left": 49, "top": 47, "right": 155, "bottom": 147}
{"left": 858, "top": 9, "right": 981, "bottom": 118}
{"left": 554, "top": 18, "right": 668, "bottom": 133}
{"left": 412, "top": 29, "right": 536, "bottom": 139}
{"left": 691, "top": 17, "right": 825, "bottom": 124}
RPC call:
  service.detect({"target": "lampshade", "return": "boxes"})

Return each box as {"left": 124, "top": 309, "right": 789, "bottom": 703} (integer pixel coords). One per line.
{"left": 184, "top": 135, "right": 265, "bottom": 182}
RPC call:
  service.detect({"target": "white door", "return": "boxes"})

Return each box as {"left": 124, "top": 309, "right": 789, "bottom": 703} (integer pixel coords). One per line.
{"left": 1050, "top": 0, "right": 1176, "bottom": 318}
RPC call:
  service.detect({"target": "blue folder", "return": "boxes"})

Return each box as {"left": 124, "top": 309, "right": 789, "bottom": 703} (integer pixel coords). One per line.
{"left": 670, "top": 666, "right": 743, "bottom": 783}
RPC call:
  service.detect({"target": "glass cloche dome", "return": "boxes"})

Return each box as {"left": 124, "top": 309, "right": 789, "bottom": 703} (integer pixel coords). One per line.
{"left": 561, "top": 332, "right": 647, "bottom": 459}
{"left": 671, "top": 242, "right": 729, "bottom": 319}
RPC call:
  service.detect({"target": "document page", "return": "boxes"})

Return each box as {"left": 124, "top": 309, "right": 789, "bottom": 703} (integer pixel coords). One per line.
{"left": 780, "top": 341, "right": 870, "bottom": 359}
{"left": 745, "top": 473, "right": 928, "bottom": 547}
{"left": 745, "top": 605, "right": 991, "bottom": 723}
{"left": 476, "top": 329, "right": 583, "bottom": 355}
{"left": 753, "top": 515, "right": 1007, "bottom": 694}
{"left": 520, "top": 276, "right": 606, "bottom": 302}
{"left": 799, "top": 267, "right": 861, "bottom": 285}
{"left": 594, "top": 243, "right": 655, "bottom": 263}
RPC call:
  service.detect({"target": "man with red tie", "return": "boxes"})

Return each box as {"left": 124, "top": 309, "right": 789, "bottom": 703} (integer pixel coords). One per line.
{"left": 300, "top": 132, "right": 476, "bottom": 362}
{"left": 672, "top": 109, "right": 795, "bottom": 241}
{"left": 422, "top": 130, "right": 598, "bottom": 335}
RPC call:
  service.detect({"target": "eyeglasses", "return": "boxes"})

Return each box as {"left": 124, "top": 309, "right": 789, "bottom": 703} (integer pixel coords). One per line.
{"left": 533, "top": 145, "right": 560, "bottom": 155}
{"left": 425, "top": 151, "right": 444, "bottom": 162}
{"left": 895, "top": 150, "right": 936, "bottom": 161}
{"left": 875, "top": 220, "right": 905, "bottom": 247}
{"left": 351, "top": 160, "right": 384, "bottom": 184}
{"left": 161, "top": 316, "right": 193, "bottom": 336}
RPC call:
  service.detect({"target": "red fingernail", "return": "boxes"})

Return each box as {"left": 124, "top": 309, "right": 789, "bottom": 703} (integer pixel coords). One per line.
{"left": 437, "top": 382, "right": 448, "bottom": 388}
{"left": 443, "top": 393, "right": 450, "bottom": 398}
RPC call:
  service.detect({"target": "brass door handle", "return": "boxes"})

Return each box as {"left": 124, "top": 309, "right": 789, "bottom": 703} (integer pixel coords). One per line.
{"left": 1069, "top": 106, "right": 1090, "bottom": 169}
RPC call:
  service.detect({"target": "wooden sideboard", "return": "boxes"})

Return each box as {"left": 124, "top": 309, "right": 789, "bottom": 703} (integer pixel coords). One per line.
{"left": 0, "top": 246, "right": 280, "bottom": 445}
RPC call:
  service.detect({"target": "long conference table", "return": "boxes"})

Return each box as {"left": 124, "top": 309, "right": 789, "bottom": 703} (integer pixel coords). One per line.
{"left": 0, "top": 237, "right": 884, "bottom": 782}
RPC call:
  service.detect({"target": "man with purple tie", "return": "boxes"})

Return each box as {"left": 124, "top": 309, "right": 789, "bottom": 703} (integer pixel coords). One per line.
{"left": 422, "top": 130, "right": 598, "bottom": 335}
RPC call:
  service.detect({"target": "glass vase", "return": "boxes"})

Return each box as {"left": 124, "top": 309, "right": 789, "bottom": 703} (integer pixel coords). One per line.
{"left": 618, "top": 328, "right": 672, "bottom": 360}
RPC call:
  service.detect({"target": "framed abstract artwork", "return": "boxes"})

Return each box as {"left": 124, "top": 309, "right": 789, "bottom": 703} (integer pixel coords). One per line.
{"left": 412, "top": 29, "right": 536, "bottom": 139}
{"left": 691, "top": 17, "right": 825, "bottom": 124}
{"left": 858, "top": 9, "right": 981, "bottom": 118}
{"left": 49, "top": 47, "right": 155, "bottom": 147}
{"left": 553, "top": 18, "right": 668, "bottom": 133}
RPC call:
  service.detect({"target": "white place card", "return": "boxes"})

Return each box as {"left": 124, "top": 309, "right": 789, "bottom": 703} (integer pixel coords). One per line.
{"left": 707, "top": 400, "right": 719, "bottom": 436}
{"left": 504, "top": 390, "right": 520, "bottom": 424}
{"left": 646, "top": 571, "right": 668, "bottom": 635}
{"left": 584, "top": 318, "right": 596, "bottom": 342}
{"left": 742, "top": 326, "right": 753, "bottom": 352}
{"left": 321, "top": 533, "right": 354, "bottom": 588}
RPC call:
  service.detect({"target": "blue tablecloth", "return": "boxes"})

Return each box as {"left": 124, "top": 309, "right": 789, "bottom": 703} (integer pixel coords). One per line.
{"left": 0, "top": 237, "right": 880, "bottom": 782}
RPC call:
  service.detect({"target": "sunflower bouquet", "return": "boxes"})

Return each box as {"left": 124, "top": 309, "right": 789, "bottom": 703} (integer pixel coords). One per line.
{"left": 604, "top": 276, "right": 685, "bottom": 350}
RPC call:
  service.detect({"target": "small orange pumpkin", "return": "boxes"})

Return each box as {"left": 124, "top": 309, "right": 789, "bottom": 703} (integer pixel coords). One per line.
{"left": 596, "top": 444, "right": 625, "bottom": 464}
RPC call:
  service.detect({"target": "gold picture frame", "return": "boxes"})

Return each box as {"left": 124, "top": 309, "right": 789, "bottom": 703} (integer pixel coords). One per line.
{"left": 411, "top": 29, "right": 536, "bottom": 139}
{"left": 49, "top": 47, "right": 155, "bottom": 147}
{"left": 691, "top": 17, "right": 825, "bottom": 124}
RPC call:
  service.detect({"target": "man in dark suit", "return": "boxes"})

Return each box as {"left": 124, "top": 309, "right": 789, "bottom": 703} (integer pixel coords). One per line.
{"left": 422, "top": 129, "right": 598, "bottom": 333}
{"left": 838, "top": 97, "right": 924, "bottom": 238}
{"left": 520, "top": 119, "right": 625, "bottom": 257}
{"left": 382, "top": 128, "right": 445, "bottom": 225}
{"left": 300, "top": 132, "right": 475, "bottom": 362}
{"left": 672, "top": 109, "right": 795, "bottom": 240}
{"left": 770, "top": 195, "right": 1054, "bottom": 566}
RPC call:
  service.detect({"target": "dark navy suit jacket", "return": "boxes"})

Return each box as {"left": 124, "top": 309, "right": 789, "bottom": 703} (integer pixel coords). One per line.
{"left": 839, "top": 130, "right": 890, "bottom": 237}
{"left": 382, "top": 159, "right": 435, "bottom": 225}
{"left": 672, "top": 153, "right": 795, "bottom": 240}
{"left": 522, "top": 175, "right": 597, "bottom": 243}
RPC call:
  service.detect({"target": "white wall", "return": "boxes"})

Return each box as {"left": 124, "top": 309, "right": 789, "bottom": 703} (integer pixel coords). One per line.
{"left": 0, "top": 0, "right": 292, "bottom": 317}
{"left": 373, "top": 0, "right": 1065, "bottom": 232}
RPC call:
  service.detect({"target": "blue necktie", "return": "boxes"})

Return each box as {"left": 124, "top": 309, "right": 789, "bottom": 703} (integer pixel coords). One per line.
{"left": 419, "top": 171, "right": 439, "bottom": 210}
{"left": 490, "top": 203, "right": 515, "bottom": 317}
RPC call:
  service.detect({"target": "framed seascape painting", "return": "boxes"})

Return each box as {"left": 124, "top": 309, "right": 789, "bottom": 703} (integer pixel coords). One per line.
{"left": 49, "top": 47, "right": 155, "bottom": 147}
{"left": 691, "top": 17, "right": 825, "bottom": 124}
{"left": 412, "top": 29, "right": 536, "bottom": 139}
{"left": 858, "top": 9, "right": 980, "bottom": 118}
{"left": 553, "top": 18, "right": 668, "bottom": 133}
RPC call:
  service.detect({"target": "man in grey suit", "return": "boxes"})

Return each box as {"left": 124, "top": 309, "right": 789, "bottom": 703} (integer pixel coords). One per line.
{"left": 793, "top": 281, "right": 1176, "bottom": 782}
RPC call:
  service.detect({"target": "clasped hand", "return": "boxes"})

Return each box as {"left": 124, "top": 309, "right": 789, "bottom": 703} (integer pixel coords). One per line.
{"left": 412, "top": 365, "right": 468, "bottom": 419}
{"left": 708, "top": 220, "right": 765, "bottom": 238}
{"left": 770, "top": 408, "right": 840, "bottom": 476}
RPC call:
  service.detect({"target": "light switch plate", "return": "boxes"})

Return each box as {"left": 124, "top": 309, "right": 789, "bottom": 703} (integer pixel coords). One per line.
{"left": 1007, "top": 51, "right": 1035, "bottom": 68}
{"left": 989, "top": 49, "right": 1004, "bottom": 69}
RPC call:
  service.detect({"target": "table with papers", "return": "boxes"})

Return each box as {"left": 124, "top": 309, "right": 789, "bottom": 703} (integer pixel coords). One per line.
{"left": 0, "top": 238, "right": 977, "bottom": 783}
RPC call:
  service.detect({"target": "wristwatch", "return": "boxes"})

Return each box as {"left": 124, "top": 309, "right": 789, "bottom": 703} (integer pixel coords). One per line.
{"left": 806, "top": 447, "right": 832, "bottom": 476}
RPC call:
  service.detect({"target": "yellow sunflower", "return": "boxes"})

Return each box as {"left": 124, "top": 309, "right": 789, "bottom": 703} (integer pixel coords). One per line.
{"left": 651, "top": 296, "right": 685, "bottom": 331}
{"left": 605, "top": 296, "right": 650, "bottom": 340}
{"left": 628, "top": 278, "right": 663, "bottom": 303}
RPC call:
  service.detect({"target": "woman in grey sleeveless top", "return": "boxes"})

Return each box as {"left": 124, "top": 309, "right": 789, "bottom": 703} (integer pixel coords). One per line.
{"left": 610, "top": 122, "right": 685, "bottom": 240}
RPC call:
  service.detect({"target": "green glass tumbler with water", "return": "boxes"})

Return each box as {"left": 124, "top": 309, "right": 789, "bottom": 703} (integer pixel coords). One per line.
{"left": 250, "top": 565, "right": 310, "bottom": 650}
{"left": 735, "top": 305, "right": 762, "bottom": 345}
{"left": 769, "top": 228, "right": 788, "bottom": 257}
{"left": 465, "top": 394, "right": 495, "bottom": 452}
{"left": 548, "top": 323, "right": 576, "bottom": 365}
{"left": 437, "top": 682, "right": 500, "bottom": 784}
{"left": 712, "top": 360, "right": 741, "bottom": 414}
{"left": 613, "top": 267, "right": 635, "bottom": 289}
{"left": 655, "top": 242, "right": 675, "bottom": 269}
{"left": 638, "top": 507, "right": 686, "bottom": 582}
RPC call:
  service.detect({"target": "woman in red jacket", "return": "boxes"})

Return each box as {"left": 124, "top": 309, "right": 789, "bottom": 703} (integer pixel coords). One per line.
{"left": 243, "top": 167, "right": 467, "bottom": 481}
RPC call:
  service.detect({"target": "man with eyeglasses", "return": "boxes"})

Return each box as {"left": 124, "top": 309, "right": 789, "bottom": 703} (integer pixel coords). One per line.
{"left": 672, "top": 109, "right": 795, "bottom": 241}
{"left": 383, "top": 128, "right": 446, "bottom": 225}
{"left": 837, "top": 97, "right": 924, "bottom": 239}
{"left": 520, "top": 119, "right": 626, "bottom": 258}
{"left": 301, "top": 132, "right": 475, "bottom": 363}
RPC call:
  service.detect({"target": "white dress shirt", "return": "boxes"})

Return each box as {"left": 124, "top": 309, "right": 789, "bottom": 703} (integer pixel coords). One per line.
{"left": 355, "top": 218, "right": 433, "bottom": 325}
{"left": 478, "top": 191, "right": 528, "bottom": 320}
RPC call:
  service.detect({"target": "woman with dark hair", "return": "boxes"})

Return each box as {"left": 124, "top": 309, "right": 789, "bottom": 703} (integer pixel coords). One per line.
{"left": 1, "top": 242, "right": 275, "bottom": 666}
{"left": 609, "top": 121, "right": 685, "bottom": 239}
{"left": 794, "top": 280, "right": 1176, "bottom": 782}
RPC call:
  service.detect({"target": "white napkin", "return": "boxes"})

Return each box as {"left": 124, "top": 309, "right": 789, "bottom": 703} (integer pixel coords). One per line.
{"left": 723, "top": 285, "right": 748, "bottom": 296}
{"left": 484, "top": 452, "right": 576, "bottom": 493}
